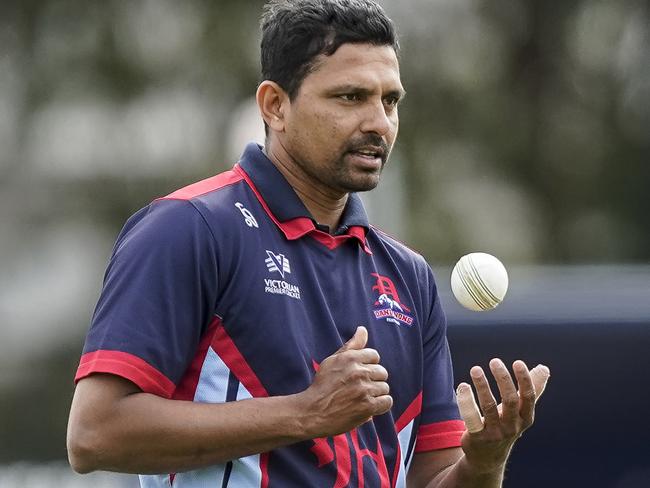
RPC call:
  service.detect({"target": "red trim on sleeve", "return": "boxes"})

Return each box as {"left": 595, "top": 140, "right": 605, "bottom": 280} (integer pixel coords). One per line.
{"left": 75, "top": 350, "right": 175, "bottom": 398}
{"left": 158, "top": 169, "right": 243, "bottom": 201}
{"left": 415, "top": 420, "right": 466, "bottom": 452}
{"left": 211, "top": 322, "right": 269, "bottom": 398}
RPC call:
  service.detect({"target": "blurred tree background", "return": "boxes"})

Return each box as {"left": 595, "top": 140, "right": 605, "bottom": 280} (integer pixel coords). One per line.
{"left": 0, "top": 0, "right": 648, "bottom": 475}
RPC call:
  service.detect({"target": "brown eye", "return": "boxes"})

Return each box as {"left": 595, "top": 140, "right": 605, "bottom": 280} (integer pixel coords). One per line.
{"left": 384, "top": 96, "right": 399, "bottom": 107}
{"left": 340, "top": 93, "right": 361, "bottom": 102}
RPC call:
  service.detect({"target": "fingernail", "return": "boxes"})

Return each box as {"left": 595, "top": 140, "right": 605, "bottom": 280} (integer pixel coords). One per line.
{"left": 457, "top": 383, "right": 470, "bottom": 394}
{"left": 470, "top": 366, "right": 483, "bottom": 378}
{"left": 538, "top": 364, "right": 550, "bottom": 376}
{"left": 489, "top": 358, "right": 503, "bottom": 369}
{"left": 513, "top": 359, "right": 527, "bottom": 368}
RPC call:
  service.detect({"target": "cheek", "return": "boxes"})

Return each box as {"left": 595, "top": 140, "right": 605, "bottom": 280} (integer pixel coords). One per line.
{"left": 308, "top": 113, "right": 347, "bottom": 147}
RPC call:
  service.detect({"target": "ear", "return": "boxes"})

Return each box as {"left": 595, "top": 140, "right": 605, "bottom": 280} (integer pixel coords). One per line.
{"left": 256, "top": 81, "right": 289, "bottom": 133}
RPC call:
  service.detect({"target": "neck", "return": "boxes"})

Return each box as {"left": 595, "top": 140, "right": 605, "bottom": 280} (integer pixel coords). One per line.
{"left": 263, "top": 142, "right": 348, "bottom": 232}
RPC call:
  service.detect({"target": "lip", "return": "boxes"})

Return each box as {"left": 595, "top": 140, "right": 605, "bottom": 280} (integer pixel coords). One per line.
{"left": 351, "top": 145, "right": 385, "bottom": 158}
{"left": 346, "top": 151, "right": 383, "bottom": 170}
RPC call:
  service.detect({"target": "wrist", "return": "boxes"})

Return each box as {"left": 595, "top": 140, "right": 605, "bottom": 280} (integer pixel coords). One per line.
{"left": 284, "top": 391, "right": 320, "bottom": 440}
{"left": 459, "top": 453, "right": 507, "bottom": 478}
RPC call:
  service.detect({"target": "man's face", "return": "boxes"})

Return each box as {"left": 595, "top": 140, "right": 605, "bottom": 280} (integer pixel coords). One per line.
{"left": 280, "top": 43, "right": 404, "bottom": 195}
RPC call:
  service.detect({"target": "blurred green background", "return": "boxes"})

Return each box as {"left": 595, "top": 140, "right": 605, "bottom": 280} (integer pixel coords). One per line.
{"left": 0, "top": 0, "right": 648, "bottom": 486}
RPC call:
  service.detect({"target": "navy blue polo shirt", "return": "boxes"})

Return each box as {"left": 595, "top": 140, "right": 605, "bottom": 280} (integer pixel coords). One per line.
{"left": 76, "top": 143, "right": 464, "bottom": 488}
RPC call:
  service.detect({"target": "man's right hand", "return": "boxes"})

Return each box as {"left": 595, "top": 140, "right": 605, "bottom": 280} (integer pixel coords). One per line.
{"left": 297, "top": 326, "right": 393, "bottom": 438}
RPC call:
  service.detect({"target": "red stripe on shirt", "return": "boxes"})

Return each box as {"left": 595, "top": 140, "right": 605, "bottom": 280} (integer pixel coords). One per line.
{"left": 172, "top": 317, "right": 221, "bottom": 401}
{"left": 415, "top": 420, "right": 466, "bottom": 452}
{"left": 391, "top": 441, "right": 402, "bottom": 488}
{"left": 75, "top": 350, "right": 175, "bottom": 398}
{"left": 159, "top": 169, "right": 243, "bottom": 201}
{"left": 211, "top": 321, "right": 269, "bottom": 398}
{"left": 395, "top": 391, "right": 423, "bottom": 433}
{"left": 260, "top": 452, "right": 270, "bottom": 488}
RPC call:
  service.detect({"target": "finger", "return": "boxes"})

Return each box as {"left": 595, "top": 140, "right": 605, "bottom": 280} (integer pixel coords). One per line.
{"left": 337, "top": 326, "right": 368, "bottom": 353}
{"left": 372, "top": 394, "right": 393, "bottom": 415}
{"left": 367, "top": 364, "right": 388, "bottom": 381}
{"left": 489, "top": 358, "right": 519, "bottom": 425}
{"left": 529, "top": 364, "right": 550, "bottom": 400}
{"left": 456, "top": 382, "right": 484, "bottom": 433}
{"left": 344, "top": 348, "right": 381, "bottom": 365}
{"left": 513, "top": 360, "right": 535, "bottom": 425}
{"left": 470, "top": 366, "right": 500, "bottom": 427}
{"left": 368, "top": 381, "right": 390, "bottom": 397}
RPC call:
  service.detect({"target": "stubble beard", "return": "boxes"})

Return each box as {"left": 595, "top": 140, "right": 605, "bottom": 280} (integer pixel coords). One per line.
{"left": 330, "top": 135, "right": 392, "bottom": 193}
{"left": 289, "top": 135, "right": 392, "bottom": 195}
{"left": 332, "top": 155, "right": 386, "bottom": 193}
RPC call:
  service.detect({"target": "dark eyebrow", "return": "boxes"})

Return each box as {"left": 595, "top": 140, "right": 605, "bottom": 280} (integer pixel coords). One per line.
{"left": 329, "top": 85, "right": 407, "bottom": 100}
{"left": 329, "top": 85, "right": 372, "bottom": 96}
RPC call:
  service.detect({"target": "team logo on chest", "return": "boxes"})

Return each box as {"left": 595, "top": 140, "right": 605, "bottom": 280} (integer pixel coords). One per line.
{"left": 371, "top": 273, "right": 414, "bottom": 326}
{"left": 264, "top": 250, "right": 301, "bottom": 299}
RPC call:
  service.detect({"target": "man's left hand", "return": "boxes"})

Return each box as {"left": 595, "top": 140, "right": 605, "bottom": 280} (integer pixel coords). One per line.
{"left": 456, "top": 359, "right": 550, "bottom": 474}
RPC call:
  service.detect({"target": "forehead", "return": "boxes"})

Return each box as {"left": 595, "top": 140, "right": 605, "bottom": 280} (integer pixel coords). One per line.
{"left": 301, "top": 43, "right": 403, "bottom": 93}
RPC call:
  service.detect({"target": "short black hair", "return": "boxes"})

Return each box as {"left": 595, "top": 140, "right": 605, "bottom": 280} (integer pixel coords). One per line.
{"left": 261, "top": 0, "right": 399, "bottom": 100}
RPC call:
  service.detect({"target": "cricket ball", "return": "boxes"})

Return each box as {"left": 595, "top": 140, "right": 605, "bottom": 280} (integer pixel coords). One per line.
{"left": 451, "top": 252, "right": 508, "bottom": 311}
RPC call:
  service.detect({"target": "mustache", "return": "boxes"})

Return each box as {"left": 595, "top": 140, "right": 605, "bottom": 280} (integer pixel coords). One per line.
{"left": 346, "top": 135, "right": 389, "bottom": 157}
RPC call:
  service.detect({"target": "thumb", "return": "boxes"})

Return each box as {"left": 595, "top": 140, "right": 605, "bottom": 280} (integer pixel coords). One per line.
{"left": 338, "top": 326, "right": 368, "bottom": 352}
{"left": 530, "top": 364, "right": 550, "bottom": 401}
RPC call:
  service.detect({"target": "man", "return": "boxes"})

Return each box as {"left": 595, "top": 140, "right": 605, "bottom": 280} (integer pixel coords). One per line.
{"left": 67, "top": 1, "right": 550, "bottom": 486}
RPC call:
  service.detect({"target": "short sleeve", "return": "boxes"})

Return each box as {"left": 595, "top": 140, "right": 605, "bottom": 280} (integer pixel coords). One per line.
{"left": 414, "top": 267, "right": 465, "bottom": 452}
{"left": 75, "top": 199, "right": 218, "bottom": 398}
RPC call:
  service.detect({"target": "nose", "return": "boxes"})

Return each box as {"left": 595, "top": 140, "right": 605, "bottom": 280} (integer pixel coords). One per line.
{"left": 359, "top": 99, "right": 392, "bottom": 136}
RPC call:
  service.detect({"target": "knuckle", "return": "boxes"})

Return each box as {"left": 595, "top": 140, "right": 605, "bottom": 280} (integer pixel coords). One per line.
{"left": 521, "top": 390, "right": 536, "bottom": 403}
{"left": 375, "top": 396, "right": 393, "bottom": 413}
{"left": 340, "top": 351, "right": 357, "bottom": 363}
{"left": 522, "top": 414, "right": 535, "bottom": 428}
{"left": 365, "top": 348, "right": 381, "bottom": 363}
{"left": 503, "top": 394, "right": 519, "bottom": 407}
{"left": 482, "top": 400, "right": 498, "bottom": 413}
{"left": 348, "top": 367, "right": 366, "bottom": 383}
{"left": 497, "top": 371, "right": 511, "bottom": 383}
{"left": 372, "top": 365, "right": 388, "bottom": 380}
{"left": 327, "top": 354, "right": 349, "bottom": 369}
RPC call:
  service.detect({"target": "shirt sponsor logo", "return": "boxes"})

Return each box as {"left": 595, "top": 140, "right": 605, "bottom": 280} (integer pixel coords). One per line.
{"left": 371, "top": 273, "right": 414, "bottom": 326}
{"left": 265, "top": 250, "right": 291, "bottom": 278}
{"left": 264, "top": 250, "right": 301, "bottom": 299}
{"left": 264, "top": 278, "right": 301, "bottom": 299}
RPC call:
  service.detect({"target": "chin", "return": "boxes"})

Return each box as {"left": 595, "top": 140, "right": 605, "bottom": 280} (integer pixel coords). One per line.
{"left": 341, "top": 176, "right": 382, "bottom": 193}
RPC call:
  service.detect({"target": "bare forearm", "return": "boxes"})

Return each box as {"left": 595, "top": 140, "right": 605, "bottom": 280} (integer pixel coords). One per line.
{"left": 114, "top": 394, "right": 304, "bottom": 473}
{"left": 68, "top": 387, "right": 308, "bottom": 474}
{"left": 427, "top": 456, "right": 505, "bottom": 488}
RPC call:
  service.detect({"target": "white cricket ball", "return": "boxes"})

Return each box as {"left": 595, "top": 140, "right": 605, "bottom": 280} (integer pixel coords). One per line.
{"left": 451, "top": 252, "right": 508, "bottom": 311}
